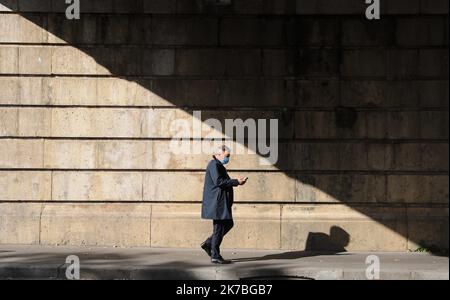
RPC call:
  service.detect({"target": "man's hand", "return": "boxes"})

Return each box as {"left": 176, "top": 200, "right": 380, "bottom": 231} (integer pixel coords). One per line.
{"left": 237, "top": 177, "right": 248, "bottom": 185}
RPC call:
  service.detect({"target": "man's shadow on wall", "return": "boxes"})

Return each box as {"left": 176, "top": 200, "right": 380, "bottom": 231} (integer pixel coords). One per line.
{"left": 232, "top": 226, "right": 350, "bottom": 263}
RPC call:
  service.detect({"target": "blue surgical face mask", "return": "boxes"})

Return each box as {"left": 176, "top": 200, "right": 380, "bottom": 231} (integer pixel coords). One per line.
{"left": 220, "top": 156, "right": 230, "bottom": 165}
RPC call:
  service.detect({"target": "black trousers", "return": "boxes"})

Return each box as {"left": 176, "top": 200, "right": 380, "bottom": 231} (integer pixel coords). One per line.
{"left": 203, "top": 219, "right": 234, "bottom": 259}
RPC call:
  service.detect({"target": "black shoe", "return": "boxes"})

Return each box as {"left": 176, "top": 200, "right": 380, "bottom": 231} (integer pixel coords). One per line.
{"left": 211, "top": 257, "right": 232, "bottom": 264}
{"left": 200, "top": 242, "right": 211, "bottom": 257}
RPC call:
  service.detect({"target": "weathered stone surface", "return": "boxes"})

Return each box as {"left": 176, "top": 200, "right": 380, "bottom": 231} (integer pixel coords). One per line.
{"left": 0, "top": 14, "right": 47, "bottom": 43}
{"left": 0, "top": 77, "right": 19, "bottom": 104}
{"left": 342, "top": 50, "right": 386, "bottom": 77}
{"left": 0, "top": 171, "right": 51, "bottom": 200}
{"left": 51, "top": 46, "right": 97, "bottom": 75}
{"left": 296, "top": 174, "right": 386, "bottom": 203}
{"left": 388, "top": 175, "right": 449, "bottom": 204}
{"left": 40, "top": 203, "right": 152, "bottom": 247}
{"left": 0, "top": 203, "right": 42, "bottom": 244}
{"left": 393, "top": 143, "right": 449, "bottom": 171}
{"left": 0, "top": 139, "right": 43, "bottom": 168}
{"left": 151, "top": 17, "right": 218, "bottom": 45}
{"left": 0, "top": 46, "right": 18, "bottom": 74}
{"left": 396, "top": 17, "right": 448, "bottom": 46}
{"left": 176, "top": 49, "right": 261, "bottom": 76}
{"left": 18, "top": 46, "right": 51, "bottom": 74}
{"left": 50, "top": 108, "right": 144, "bottom": 138}
{"left": 52, "top": 172, "right": 143, "bottom": 201}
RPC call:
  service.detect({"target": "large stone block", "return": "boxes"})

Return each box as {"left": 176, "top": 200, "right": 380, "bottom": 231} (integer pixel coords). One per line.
{"left": 298, "top": 49, "right": 339, "bottom": 76}
{"left": 220, "top": 17, "right": 284, "bottom": 46}
{"left": 296, "top": 174, "right": 386, "bottom": 203}
{"left": 343, "top": 49, "right": 386, "bottom": 77}
{"left": 44, "top": 77, "right": 96, "bottom": 105}
{"left": 0, "top": 203, "right": 42, "bottom": 244}
{"left": 19, "top": 76, "right": 46, "bottom": 105}
{"left": 51, "top": 108, "right": 144, "bottom": 138}
{"left": 43, "top": 139, "right": 97, "bottom": 169}
{"left": 295, "top": 143, "right": 393, "bottom": 171}
{"left": 141, "top": 49, "right": 175, "bottom": 76}
{"left": 295, "top": 111, "right": 367, "bottom": 139}
{"left": 262, "top": 49, "right": 299, "bottom": 76}
{"left": 143, "top": 0, "right": 176, "bottom": 13}
{"left": 281, "top": 205, "right": 407, "bottom": 251}
{"left": 287, "top": 80, "right": 339, "bottom": 107}
{"left": 18, "top": 46, "right": 52, "bottom": 74}
{"left": 97, "top": 140, "right": 152, "bottom": 169}
{"left": 18, "top": 108, "right": 51, "bottom": 136}
{"left": 341, "top": 80, "right": 421, "bottom": 107}
{"left": 0, "top": 139, "right": 43, "bottom": 168}
{"left": 386, "top": 111, "right": 420, "bottom": 139}
{"left": 388, "top": 175, "right": 449, "bottom": 204}
{"left": 44, "top": 139, "right": 152, "bottom": 169}
{"left": 420, "top": 0, "right": 449, "bottom": 14}
{"left": 407, "top": 207, "right": 449, "bottom": 251}
{"left": 151, "top": 17, "right": 218, "bottom": 45}
{"left": 92, "top": 47, "right": 143, "bottom": 76}
{"left": 40, "top": 203, "right": 152, "bottom": 247}
{"left": 218, "top": 79, "right": 286, "bottom": 107}
{"left": 386, "top": 0, "right": 420, "bottom": 14}
{"left": 418, "top": 81, "right": 449, "bottom": 108}
{"left": 393, "top": 143, "right": 449, "bottom": 171}
{"left": 151, "top": 204, "right": 281, "bottom": 249}
{"left": 0, "top": 46, "right": 18, "bottom": 74}
{"left": 418, "top": 49, "right": 449, "bottom": 78}
{"left": 396, "top": 17, "right": 448, "bottom": 46}
{"left": 51, "top": 46, "right": 97, "bottom": 75}
{"left": 342, "top": 19, "right": 394, "bottom": 46}
{"left": 149, "top": 78, "right": 218, "bottom": 107}
{"left": 97, "top": 15, "right": 145, "bottom": 45}
{"left": 0, "top": 171, "right": 51, "bottom": 200}
{"left": 420, "top": 111, "right": 449, "bottom": 139}
{"left": 176, "top": 49, "right": 261, "bottom": 76}
{"left": 286, "top": 18, "right": 339, "bottom": 46}
{"left": 0, "top": 77, "right": 19, "bottom": 104}
{"left": 96, "top": 77, "right": 136, "bottom": 106}
{"left": 47, "top": 14, "right": 97, "bottom": 44}
{"left": 1, "top": 14, "right": 47, "bottom": 43}
{"left": 52, "top": 171, "right": 143, "bottom": 201}
{"left": 18, "top": 0, "right": 52, "bottom": 12}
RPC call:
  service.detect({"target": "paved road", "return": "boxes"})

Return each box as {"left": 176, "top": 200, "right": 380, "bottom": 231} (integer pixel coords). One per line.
{"left": 0, "top": 245, "right": 448, "bottom": 280}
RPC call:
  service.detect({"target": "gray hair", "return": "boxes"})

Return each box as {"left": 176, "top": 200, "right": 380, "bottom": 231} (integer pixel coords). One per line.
{"left": 214, "top": 145, "right": 231, "bottom": 155}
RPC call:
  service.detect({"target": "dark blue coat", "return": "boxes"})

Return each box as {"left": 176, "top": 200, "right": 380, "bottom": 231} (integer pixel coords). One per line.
{"left": 201, "top": 158, "right": 239, "bottom": 220}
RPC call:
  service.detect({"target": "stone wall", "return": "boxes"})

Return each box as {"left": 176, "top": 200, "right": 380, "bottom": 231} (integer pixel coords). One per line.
{"left": 0, "top": 0, "right": 448, "bottom": 251}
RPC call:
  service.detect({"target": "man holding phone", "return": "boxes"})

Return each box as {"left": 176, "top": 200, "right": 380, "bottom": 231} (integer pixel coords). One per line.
{"left": 200, "top": 145, "right": 248, "bottom": 264}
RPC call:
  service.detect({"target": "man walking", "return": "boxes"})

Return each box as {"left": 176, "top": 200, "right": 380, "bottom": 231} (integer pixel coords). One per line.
{"left": 200, "top": 145, "right": 247, "bottom": 264}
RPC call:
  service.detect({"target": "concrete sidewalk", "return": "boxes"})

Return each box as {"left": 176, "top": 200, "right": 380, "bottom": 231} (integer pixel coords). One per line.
{"left": 0, "top": 245, "right": 448, "bottom": 280}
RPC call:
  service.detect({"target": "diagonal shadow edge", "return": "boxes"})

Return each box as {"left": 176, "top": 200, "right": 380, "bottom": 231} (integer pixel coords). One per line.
{"left": 0, "top": 3, "right": 448, "bottom": 254}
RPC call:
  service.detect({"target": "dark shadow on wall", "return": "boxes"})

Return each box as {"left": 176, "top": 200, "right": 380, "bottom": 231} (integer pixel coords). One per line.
{"left": 0, "top": 0, "right": 448, "bottom": 252}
